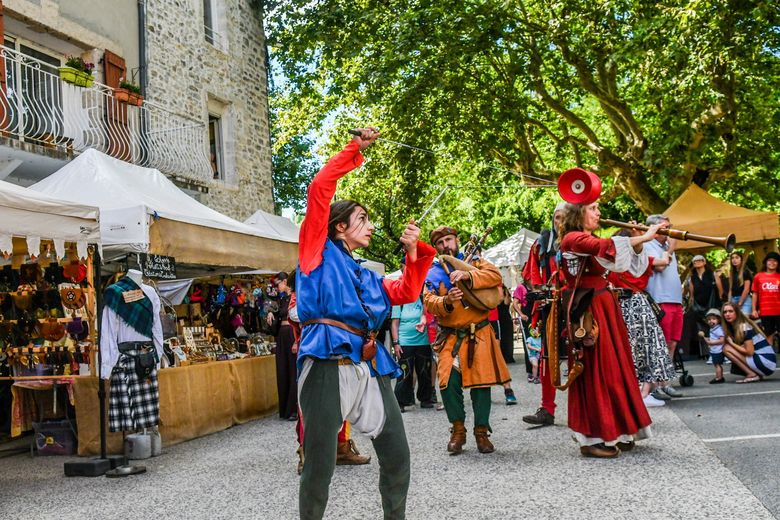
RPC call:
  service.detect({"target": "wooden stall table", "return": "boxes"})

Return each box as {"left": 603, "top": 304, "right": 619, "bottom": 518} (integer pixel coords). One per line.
{"left": 9, "top": 377, "right": 77, "bottom": 438}
{"left": 73, "top": 355, "right": 278, "bottom": 456}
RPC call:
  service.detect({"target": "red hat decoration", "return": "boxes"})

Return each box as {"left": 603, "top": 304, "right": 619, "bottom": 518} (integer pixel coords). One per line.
{"left": 557, "top": 168, "right": 602, "bottom": 205}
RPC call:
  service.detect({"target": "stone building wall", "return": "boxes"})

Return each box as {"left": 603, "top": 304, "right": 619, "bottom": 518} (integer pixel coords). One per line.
{"left": 144, "top": 0, "right": 274, "bottom": 220}
{"left": 3, "top": 0, "right": 139, "bottom": 80}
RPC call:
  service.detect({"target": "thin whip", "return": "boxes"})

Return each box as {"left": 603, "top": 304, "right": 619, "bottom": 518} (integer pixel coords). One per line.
{"left": 348, "top": 130, "right": 557, "bottom": 187}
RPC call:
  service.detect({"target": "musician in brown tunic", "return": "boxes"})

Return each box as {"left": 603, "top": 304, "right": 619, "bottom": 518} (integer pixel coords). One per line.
{"left": 423, "top": 226, "right": 512, "bottom": 454}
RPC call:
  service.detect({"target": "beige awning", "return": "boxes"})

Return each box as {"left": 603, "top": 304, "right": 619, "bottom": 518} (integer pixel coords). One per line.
{"left": 663, "top": 184, "right": 779, "bottom": 251}
{"left": 149, "top": 219, "right": 298, "bottom": 272}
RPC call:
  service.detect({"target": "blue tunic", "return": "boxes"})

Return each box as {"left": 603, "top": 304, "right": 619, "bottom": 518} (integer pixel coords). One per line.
{"left": 297, "top": 239, "right": 401, "bottom": 378}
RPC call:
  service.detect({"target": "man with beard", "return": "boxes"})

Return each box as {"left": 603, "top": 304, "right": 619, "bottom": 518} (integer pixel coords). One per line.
{"left": 423, "top": 226, "right": 511, "bottom": 455}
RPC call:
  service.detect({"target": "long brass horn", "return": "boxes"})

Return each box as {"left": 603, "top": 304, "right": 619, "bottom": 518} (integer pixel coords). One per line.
{"left": 599, "top": 218, "right": 736, "bottom": 252}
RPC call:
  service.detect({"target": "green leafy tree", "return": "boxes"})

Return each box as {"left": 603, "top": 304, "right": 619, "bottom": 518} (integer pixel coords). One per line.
{"left": 262, "top": 0, "right": 779, "bottom": 264}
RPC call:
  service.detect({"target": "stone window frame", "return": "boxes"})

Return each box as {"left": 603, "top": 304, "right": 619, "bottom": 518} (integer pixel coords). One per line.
{"left": 207, "top": 95, "right": 237, "bottom": 188}
{"left": 202, "top": 0, "right": 229, "bottom": 53}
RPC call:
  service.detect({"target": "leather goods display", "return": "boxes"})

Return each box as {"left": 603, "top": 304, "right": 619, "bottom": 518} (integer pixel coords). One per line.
{"left": 66, "top": 317, "right": 90, "bottom": 341}
{"left": 19, "top": 264, "right": 43, "bottom": 286}
{"left": 60, "top": 286, "right": 86, "bottom": 310}
{"left": 63, "top": 260, "right": 87, "bottom": 283}
{"left": 41, "top": 317, "right": 66, "bottom": 342}
{"left": 119, "top": 342, "right": 158, "bottom": 379}
{"left": 13, "top": 312, "right": 39, "bottom": 346}
{"left": 11, "top": 286, "right": 34, "bottom": 311}
{"left": 0, "top": 266, "right": 19, "bottom": 292}
{"left": 43, "top": 264, "right": 65, "bottom": 288}
{"left": 135, "top": 347, "right": 157, "bottom": 379}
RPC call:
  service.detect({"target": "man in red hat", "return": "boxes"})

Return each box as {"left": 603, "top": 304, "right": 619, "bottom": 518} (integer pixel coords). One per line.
{"left": 423, "top": 226, "right": 511, "bottom": 455}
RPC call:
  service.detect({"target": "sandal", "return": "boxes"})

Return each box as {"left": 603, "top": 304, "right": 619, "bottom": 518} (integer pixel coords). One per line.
{"left": 736, "top": 376, "right": 760, "bottom": 384}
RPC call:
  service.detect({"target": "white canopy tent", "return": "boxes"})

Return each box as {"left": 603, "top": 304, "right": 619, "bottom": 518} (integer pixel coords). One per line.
{"left": 28, "top": 149, "right": 297, "bottom": 273}
{"left": 482, "top": 228, "right": 540, "bottom": 289}
{"left": 0, "top": 179, "right": 100, "bottom": 259}
{"left": 244, "top": 210, "right": 388, "bottom": 274}
{"left": 244, "top": 209, "right": 300, "bottom": 242}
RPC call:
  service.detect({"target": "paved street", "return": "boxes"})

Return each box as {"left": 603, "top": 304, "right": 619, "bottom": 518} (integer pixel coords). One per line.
{"left": 1, "top": 357, "right": 778, "bottom": 520}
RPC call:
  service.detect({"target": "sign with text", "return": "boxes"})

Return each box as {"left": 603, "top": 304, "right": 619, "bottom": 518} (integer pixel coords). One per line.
{"left": 139, "top": 254, "right": 177, "bottom": 280}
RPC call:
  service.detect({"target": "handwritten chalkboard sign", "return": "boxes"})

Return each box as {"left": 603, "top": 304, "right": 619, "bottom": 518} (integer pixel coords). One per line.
{"left": 139, "top": 254, "right": 177, "bottom": 280}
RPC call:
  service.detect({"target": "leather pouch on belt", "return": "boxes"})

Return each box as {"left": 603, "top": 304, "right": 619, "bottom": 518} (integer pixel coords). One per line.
{"left": 361, "top": 332, "right": 377, "bottom": 361}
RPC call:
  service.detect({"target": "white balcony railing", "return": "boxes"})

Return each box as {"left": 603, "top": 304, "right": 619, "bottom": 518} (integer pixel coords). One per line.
{"left": 0, "top": 45, "right": 213, "bottom": 183}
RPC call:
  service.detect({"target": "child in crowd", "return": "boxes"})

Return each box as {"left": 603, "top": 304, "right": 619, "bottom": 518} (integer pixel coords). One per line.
{"left": 526, "top": 326, "right": 542, "bottom": 384}
{"left": 699, "top": 308, "right": 726, "bottom": 384}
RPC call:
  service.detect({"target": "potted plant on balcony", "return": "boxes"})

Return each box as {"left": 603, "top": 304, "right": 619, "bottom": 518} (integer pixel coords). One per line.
{"left": 121, "top": 80, "right": 144, "bottom": 107}
{"left": 58, "top": 56, "right": 94, "bottom": 87}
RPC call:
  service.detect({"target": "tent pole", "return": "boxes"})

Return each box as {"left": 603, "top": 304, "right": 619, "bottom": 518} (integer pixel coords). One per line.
{"left": 94, "top": 246, "right": 107, "bottom": 459}
{"left": 64, "top": 244, "right": 114, "bottom": 476}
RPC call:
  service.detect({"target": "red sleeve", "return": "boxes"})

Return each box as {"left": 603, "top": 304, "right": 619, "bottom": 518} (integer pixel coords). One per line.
{"left": 382, "top": 242, "right": 436, "bottom": 305}
{"left": 561, "top": 232, "right": 615, "bottom": 261}
{"left": 522, "top": 242, "right": 542, "bottom": 285}
{"left": 298, "top": 141, "right": 364, "bottom": 275}
{"left": 288, "top": 293, "right": 301, "bottom": 341}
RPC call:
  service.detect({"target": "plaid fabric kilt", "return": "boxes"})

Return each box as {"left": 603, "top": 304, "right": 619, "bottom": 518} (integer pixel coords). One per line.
{"left": 109, "top": 349, "right": 160, "bottom": 432}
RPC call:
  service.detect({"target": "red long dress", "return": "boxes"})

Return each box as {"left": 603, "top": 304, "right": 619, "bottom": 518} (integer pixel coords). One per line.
{"left": 560, "top": 232, "right": 652, "bottom": 446}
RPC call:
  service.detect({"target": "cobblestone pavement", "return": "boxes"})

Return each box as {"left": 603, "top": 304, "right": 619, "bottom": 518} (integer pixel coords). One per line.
{"left": 1, "top": 358, "right": 776, "bottom": 520}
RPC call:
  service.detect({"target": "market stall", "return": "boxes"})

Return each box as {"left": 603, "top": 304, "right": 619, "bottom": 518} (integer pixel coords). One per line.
{"left": 0, "top": 180, "right": 101, "bottom": 451}
{"left": 482, "top": 228, "right": 540, "bottom": 289}
{"left": 28, "top": 149, "right": 298, "bottom": 455}
{"left": 663, "top": 184, "right": 779, "bottom": 257}
{"left": 29, "top": 148, "right": 298, "bottom": 274}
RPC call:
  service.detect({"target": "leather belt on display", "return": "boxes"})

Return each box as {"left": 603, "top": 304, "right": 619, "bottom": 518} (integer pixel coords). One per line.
{"left": 118, "top": 341, "right": 153, "bottom": 353}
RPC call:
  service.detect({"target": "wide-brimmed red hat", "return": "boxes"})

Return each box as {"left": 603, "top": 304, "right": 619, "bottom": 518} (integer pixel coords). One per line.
{"left": 558, "top": 168, "right": 602, "bottom": 205}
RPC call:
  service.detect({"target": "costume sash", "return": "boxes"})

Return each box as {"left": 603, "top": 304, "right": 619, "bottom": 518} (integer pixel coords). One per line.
{"left": 104, "top": 277, "right": 154, "bottom": 338}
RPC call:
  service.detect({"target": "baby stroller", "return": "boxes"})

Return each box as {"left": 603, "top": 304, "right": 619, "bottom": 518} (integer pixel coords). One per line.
{"left": 674, "top": 347, "right": 694, "bottom": 387}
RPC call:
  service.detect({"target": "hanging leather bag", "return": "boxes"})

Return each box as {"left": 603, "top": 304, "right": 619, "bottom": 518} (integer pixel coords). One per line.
{"left": 41, "top": 317, "right": 66, "bottom": 342}
{"left": 60, "top": 286, "right": 86, "bottom": 310}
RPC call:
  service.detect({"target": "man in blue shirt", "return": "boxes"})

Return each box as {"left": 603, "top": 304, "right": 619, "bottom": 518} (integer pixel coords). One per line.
{"left": 644, "top": 214, "right": 684, "bottom": 398}
{"left": 391, "top": 259, "right": 434, "bottom": 411}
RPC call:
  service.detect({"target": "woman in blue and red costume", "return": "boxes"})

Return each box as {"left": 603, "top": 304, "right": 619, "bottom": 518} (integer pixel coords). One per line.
{"left": 557, "top": 198, "right": 663, "bottom": 458}
{"left": 296, "top": 127, "right": 436, "bottom": 519}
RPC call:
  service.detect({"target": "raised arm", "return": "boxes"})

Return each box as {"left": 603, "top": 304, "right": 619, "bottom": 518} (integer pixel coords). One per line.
{"left": 298, "top": 142, "right": 363, "bottom": 274}
{"left": 298, "top": 129, "right": 379, "bottom": 275}
{"left": 382, "top": 241, "right": 436, "bottom": 305}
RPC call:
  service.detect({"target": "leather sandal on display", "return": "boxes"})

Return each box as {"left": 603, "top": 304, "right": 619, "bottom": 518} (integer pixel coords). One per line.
{"left": 580, "top": 444, "right": 620, "bottom": 458}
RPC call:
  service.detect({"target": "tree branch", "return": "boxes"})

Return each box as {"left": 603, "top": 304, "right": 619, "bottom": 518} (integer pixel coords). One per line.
{"left": 526, "top": 40, "right": 603, "bottom": 151}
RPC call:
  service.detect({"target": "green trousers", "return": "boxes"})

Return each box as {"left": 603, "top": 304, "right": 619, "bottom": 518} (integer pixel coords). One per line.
{"left": 298, "top": 359, "right": 410, "bottom": 520}
{"left": 441, "top": 369, "right": 492, "bottom": 429}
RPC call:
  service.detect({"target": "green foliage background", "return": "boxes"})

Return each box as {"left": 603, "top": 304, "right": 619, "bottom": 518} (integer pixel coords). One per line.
{"left": 263, "top": 0, "right": 779, "bottom": 268}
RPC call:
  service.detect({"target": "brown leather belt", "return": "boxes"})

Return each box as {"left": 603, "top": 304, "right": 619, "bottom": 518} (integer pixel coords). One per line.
{"left": 303, "top": 318, "right": 377, "bottom": 361}
{"left": 303, "top": 318, "right": 366, "bottom": 337}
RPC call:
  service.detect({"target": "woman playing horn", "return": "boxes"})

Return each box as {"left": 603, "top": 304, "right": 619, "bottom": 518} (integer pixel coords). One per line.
{"left": 555, "top": 168, "right": 663, "bottom": 457}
